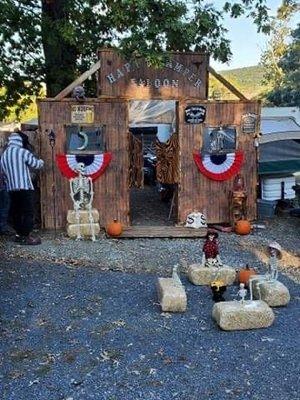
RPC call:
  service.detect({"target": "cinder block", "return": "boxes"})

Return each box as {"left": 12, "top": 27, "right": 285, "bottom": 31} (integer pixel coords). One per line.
{"left": 67, "top": 209, "right": 99, "bottom": 224}
{"left": 212, "top": 300, "right": 275, "bottom": 331}
{"left": 157, "top": 278, "right": 187, "bottom": 312}
{"left": 251, "top": 277, "right": 290, "bottom": 307}
{"left": 188, "top": 264, "right": 236, "bottom": 286}
{"left": 67, "top": 223, "right": 100, "bottom": 238}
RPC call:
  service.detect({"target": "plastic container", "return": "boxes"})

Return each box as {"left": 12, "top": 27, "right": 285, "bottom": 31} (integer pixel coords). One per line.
{"left": 261, "top": 176, "right": 295, "bottom": 201}
{"left": 257, "top": 199, "right": 277, "bottom": 218}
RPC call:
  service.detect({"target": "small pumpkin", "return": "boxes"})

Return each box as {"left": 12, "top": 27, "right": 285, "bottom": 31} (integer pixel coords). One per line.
{"left": 106, "top": 219, "right": 123, "bottom": 237}
{"left": 235, "top": 219, "right": 251, "bottom": 235}
{"left": 238, "top": 264, "right": 256, "bottom": 286}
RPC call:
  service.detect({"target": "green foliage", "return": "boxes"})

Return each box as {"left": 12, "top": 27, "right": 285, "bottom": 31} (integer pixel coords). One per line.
{"left": 266, "top": 24, "right": 300, "bottom": 106}
{"left": 260, "top": 0, "right": 298, "bottom": 88}
{"left": 0, "top": 0, "right": 272, "bottom": 120}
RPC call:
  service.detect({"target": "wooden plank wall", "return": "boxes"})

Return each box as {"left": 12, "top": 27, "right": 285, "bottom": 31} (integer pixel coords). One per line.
{"left": 98, "top": 49, "right": 209, "bottom": 100}
{"left": 178, "top": 100, "right": 260, "bottom": 223}
{"left": 38, "top": 99, "right": 129, "bottom": 230}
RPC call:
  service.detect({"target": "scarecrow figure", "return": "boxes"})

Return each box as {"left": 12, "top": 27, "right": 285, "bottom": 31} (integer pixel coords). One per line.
{"left": 69, "top": 162, "right": 96, "bottom": 241}
{"left": 201, "top": 231, "right": 223, "bottom": 268}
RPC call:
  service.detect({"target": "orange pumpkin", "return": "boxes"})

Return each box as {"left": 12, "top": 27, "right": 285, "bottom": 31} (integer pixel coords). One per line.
{"left": 106, "top": 219, "right": 123, "bottom": 237}
{"left": 235, "top": 219, "right": 251, "bottom": 235}
{"left": 238, "top": 265, "right": 256, "bottom": 286}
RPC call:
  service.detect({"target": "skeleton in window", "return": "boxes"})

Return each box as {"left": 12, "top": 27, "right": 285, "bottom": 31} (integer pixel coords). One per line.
{"left": 210, "top": 127, "right": 225, "bottom": 153}
{"left": 69, "top": 162, "right": 96, "bottom": 241}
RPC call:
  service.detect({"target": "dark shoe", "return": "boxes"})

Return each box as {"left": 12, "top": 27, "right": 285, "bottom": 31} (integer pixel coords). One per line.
{"left": 15, "top": 234, "right": 24, "bottom": 243}
{"left": 21, "top": 236, "right": 42, "bottom": 245}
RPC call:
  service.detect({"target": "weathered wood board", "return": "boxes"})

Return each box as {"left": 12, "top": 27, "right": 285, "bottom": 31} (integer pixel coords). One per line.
{"left": 38, "top": 99, "right": 129, "bottom": 230}
{"left": 178, "top": 100, "right": 260, "bottom": 223}
{"left": 98, "top": 48, "right": 209, "bottom": 100}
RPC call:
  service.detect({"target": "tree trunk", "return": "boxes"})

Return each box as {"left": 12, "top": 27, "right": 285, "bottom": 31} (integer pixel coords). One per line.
{"left": 41, "top": 0, "right": 78, "bottom": 97}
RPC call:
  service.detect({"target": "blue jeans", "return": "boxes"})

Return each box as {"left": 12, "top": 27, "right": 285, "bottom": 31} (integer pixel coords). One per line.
{"left": 0, "top": 189, "right": 10, "bottom": 232}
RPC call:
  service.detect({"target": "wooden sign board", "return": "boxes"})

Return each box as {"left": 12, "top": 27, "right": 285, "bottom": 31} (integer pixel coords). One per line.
{"left": 98, "top": 49, "right": 209, "bottom": 99}
{"left": 241, "top": 113, "right": 257, "bottom": 134}
{"left": 71, "top": 105, "right": 95, "bottom": 124}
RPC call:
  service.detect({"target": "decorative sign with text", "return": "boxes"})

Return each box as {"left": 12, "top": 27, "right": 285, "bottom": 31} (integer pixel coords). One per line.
{"left": 241, "top": 113, "right": 257, "bottom": 134}
{"left": 71, "top": 105, "right": 95, "bottom": 124}
{"left": 185, "top": 105, "right": 206, "bottom": 124}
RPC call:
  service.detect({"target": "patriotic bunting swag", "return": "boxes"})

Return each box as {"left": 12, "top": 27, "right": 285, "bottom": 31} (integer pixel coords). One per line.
{"left": 193, "top": 151, "right": 244, "bottom": 181}
{"left": 56, "top": 153, "right": 112, "bottom": 181}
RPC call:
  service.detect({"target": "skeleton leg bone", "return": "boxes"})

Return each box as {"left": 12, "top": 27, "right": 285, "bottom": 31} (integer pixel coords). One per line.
{"left": 74, "top": 205, "right": 82, "bottom": 240}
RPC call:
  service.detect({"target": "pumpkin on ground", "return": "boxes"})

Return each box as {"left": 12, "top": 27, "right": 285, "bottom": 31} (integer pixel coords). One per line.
{"left": 235, "top": 219, "right": 251, "bottom": 235}
{"left": 106, "top": 219, "right": 123, "bottom": 237}
{"left": 238, "top": 265, "right": 257, "bottom": 286}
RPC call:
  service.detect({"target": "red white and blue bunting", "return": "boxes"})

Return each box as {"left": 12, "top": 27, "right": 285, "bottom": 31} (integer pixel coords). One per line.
{"left": 193, "top": 151, "right": 244, "bottom": 181}
{"left": 56, "top": 153, "right": 112, "bottom": 181}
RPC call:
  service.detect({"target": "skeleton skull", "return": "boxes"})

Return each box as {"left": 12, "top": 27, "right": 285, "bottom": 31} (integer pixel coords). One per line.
{"left": 75, "top": 162, "right": 86, "bottom": 175}
{"left": 72, "top": 85, "right": 86, "bottom": 101}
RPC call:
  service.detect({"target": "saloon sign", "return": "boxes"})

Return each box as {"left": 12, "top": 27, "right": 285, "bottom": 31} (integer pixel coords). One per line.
{"left": 106, "top": 58, "right": 203, "bottom": 88}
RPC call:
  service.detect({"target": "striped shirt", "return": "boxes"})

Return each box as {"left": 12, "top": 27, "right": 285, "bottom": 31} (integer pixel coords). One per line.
{"left": 0, "top": 133, "right": 44, "bottom": 191}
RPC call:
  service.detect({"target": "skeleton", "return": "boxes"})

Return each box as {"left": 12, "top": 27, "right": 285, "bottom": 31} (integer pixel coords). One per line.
{"left": 172, "top": 264, "right": 182, "bottom": 287}
{"left": 249, "top": 242, "right": 282, "bottom": 300}
{"left": 69, "top": 162, "right": 96, "bottom": 241}
{"left": 237, "top": 283, "right": 247, "bottom": 303}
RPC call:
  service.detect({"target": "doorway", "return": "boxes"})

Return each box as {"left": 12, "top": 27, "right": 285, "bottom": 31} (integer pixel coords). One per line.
{"left": 128, "top": 100, "right": 179, "bottom": 226}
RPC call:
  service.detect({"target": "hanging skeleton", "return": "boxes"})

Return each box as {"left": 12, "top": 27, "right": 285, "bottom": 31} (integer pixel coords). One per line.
{"left": 69, "top": 162, "right": 96, "bottom": 241}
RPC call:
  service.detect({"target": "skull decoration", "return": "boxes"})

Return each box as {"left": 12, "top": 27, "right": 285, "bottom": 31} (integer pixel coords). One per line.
{"left": 72, "top": 85, "right": 86, "bottom": 101}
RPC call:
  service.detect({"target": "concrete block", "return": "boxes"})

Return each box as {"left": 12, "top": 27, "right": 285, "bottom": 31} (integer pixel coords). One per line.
{"left": 188, "top": 264, "right": 236, "bottom": 286}
{"left": 67, "top": 223, "right": 100, "bottom": 238}
{"left": 157, "top": 278, "right": 187, "bottom": 312}
{"left": 212, "top": 300, "right": 275, "bottom": 331}
{"left": 251, "top": 278, "right": 290, "bottom": 307}
{"left": 67, "top": 209, "right": 99, "bottom": 224}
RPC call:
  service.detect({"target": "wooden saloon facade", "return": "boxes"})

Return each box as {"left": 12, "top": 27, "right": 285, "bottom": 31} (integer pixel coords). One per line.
{"left": 38, "top": 49, "right": 260, "bottom": 234}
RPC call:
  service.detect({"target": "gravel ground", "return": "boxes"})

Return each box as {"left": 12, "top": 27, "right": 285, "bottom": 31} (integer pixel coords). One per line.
{"left": 0, "top": 258, "right": 300, "bottom": 400}
{"left": 1, "top": 216, "right": 299, "bottom": 281}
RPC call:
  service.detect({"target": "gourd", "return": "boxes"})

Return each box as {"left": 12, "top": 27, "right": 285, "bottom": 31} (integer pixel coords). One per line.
{"left": 235, "top": 219, "right": 251, "bottom": 235}
{"left": 238, "top": 265, "right": 256, "bottom": 286}
{"left": 106, "top": 219, "right": 123, "bottom": 237}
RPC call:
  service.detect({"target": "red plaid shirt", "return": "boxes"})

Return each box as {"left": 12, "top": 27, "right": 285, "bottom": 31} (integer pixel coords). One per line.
{"left": 203, "top": 239, "right": 219, "bottom": 259}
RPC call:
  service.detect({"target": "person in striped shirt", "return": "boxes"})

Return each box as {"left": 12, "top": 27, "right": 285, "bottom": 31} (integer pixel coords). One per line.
{"left": 0, "top": 131, "right": 44, "bottom": 245}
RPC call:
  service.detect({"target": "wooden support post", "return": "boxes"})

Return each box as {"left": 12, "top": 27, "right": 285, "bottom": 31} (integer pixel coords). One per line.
{"left": 54, "top": 60, "right": 102, "bottom": 100}
{"left": 208, "top": 66, "right": 248, "bottom": 101}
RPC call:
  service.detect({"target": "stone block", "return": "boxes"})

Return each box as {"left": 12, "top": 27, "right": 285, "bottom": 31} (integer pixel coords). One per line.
{"left": 157, "top": 278, "right": 187, "bottom": 312}
{"left": 251, "top": 277, "right": 290, "bottom": 307}
{"left": 67, "top": 209, "right": 99, "bottom": 224}
{"left": 67, "top": 223, "right": 100, "bottom": 238}
{"left": 188, "top": 264, "right": 236, "bottom": 286}
{"left": 212, "top": 300, "right": 275, "bottom": 331}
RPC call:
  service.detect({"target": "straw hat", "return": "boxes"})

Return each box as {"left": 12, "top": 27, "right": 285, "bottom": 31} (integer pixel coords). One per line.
{"left": 268, "top": 241, "right": 282, "bottom": 258}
